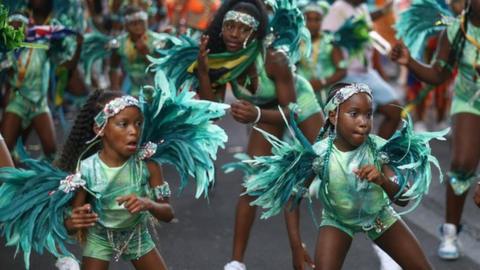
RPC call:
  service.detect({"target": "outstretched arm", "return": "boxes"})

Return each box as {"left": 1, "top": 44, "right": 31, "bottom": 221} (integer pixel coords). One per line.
{"left": 390, "top": 30, "right": 453, "bottom": 85}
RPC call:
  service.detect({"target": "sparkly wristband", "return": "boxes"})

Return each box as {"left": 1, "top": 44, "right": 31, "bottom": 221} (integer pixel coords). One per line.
{"left": 253, "top": 106, "right": 261, "bottom": 125}
{"left": 152, "top": 182, "right": 171, "bottom": 200}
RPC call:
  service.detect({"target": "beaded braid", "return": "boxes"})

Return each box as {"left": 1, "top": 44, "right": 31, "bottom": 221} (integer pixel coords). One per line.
{"left": 54, "top": 90, "right": 122, "bottom": 173}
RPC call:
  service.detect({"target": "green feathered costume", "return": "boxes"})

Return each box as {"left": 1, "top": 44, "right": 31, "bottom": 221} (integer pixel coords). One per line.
{"left": 0, "top": 78, "right": 229, "bottom": 268}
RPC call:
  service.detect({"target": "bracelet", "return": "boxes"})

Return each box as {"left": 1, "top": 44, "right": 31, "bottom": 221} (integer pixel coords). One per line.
{"left": 152, "top": 182, "right": 171, "bottom": 201}
{"left": 253, "top": 105, "right": 261, "bottom": 125}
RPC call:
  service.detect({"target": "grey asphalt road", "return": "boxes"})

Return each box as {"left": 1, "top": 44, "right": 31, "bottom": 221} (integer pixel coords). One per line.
{"left": 0, "top": 97, "right": 479, "bottom": 270}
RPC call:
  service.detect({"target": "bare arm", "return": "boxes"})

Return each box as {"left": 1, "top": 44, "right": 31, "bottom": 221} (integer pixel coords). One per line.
{"left": 61, "top": 34, "right": 84, "bottom": 71}
{"left": 231, "top": 50, "right": 298, "bottom": 125}
{"left": 311, "top": 46, "right": 347, "bottom": 88}
{"left": 145, "top": 161, "right": 175, "bottom": 222}
{"left": 64, "top": 189, "right": 98, "bottom": 234}
{"left": 391, "top": 30, "right": 453, "bottom": 85}
{"left": 195, "top": 35, "right": 227, "bottom": 101}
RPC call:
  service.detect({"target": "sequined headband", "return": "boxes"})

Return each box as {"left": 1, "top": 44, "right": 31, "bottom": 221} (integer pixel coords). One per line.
{"left": 8, "top": 14, "right": 29, "bottom": 24}
{"left": 125, "top": 11, "right": 148, "bottom": 23}
{"left": 323, "top": 83, "right": 373, "bottom": 114}
{"left": 302, "top": 2, "right": 330, "bottom": 15}
{"left": 223, "top": 10, "right": 259, "bottom": 30}
{"left": 86, "top": 96, "right": 141, "bottom": 144}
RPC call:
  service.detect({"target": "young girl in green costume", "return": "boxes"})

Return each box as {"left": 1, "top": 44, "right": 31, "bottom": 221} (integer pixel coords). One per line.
{"left": 195, "top": 1, "right": 323, "bottom": 269}
{"left": 391, "top": 0, "right": 480, "bottom": 260}
{"left": 109, "top": 5, "right": 164, "bottom": 96}
{"left": 60, "top": 91, "right": 174, "bottom": 269}
{"left": 239, "top": 82, "right": 448, "bottom": 269}
{"left": 297, "top": 1, "right": 347, "bottom": 107}
{"left": 1, "top": 0, "right": 79, "bottom": 161}
{"left": 0, "top": 84, "right": 228, "bottom": 269}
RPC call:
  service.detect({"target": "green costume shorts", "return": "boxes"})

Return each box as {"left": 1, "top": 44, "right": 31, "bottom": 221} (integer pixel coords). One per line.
{"left": 320, "top": 206, "right": 399, "bottom": 240}
{"left": 294, "top": 75, "right": 322, "bottom": 123}
{"left": 5, "top": 91, "right": 50, "bottom": 127}
{"left": 83, "top": 223, "right": 156, "bottom": 261}
{"left": 450, "top": 96, "right": 480, "bottom": 116}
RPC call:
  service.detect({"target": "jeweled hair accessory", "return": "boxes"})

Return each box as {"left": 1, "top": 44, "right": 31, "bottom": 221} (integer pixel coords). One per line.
{"left": 302, "top": 1, "right": 330, "bottom": 15}
{"left": 223, "top": 10, "right": 260, "bottom": 30}
{"left": 124, "top": 11, "right": 148, "bottom": 23}
{"left": 86, "top": 95, "right": 140, "bottom": 144}
{"left": 323, "top": 83, "right": 372, "bottom": 114}
{"left": 8, "top": 14, "right": 29, "bottom": 24}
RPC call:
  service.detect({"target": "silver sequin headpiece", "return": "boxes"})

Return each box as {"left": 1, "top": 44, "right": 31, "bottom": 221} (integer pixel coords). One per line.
{"left": 125, "top": 11, "right": 148, "bottom": 23}
{"left": 323, "top": 83, "right": 373, "bottom": 115}
{"left": 87, "top": 96, "right": 140, "bottom": 144}
{"left": 223, "top": 10, "right": 259, "bottom": 30}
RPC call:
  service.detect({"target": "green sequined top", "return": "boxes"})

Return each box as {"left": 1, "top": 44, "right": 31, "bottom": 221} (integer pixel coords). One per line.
{"left": 310, "top": 135, "right": 391, "bottom": 227}
{"left": 447, "top": 19, "right": 480, "bottom": 109}
{"left": 80, "top": 153, "right": 151, "bottom": 229}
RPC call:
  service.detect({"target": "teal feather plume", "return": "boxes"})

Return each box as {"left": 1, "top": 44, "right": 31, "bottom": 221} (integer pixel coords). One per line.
{"left": 140, "top": 71, "right": 229, "bottom": 198}
{"left": 379, "top": 115, "right": 450, "bottom": 214}
{"left": 80, "top": 31, "right": 117, "bottom": 84}
{"left": 0, "top": 159, "right": 76, "bottom": 269}
{"left": 395, "top": 0, "right": 453, "bottom": 58}
{"left": 332, "top": 15, "right": 370, "bottom": 57}
{"left": 268, "top": 0, "right": 312, "bottom": 64}
{"left": 147, "top": 35, "right": 197, "bottom": 91}
{"left": 229, "top": 107, "right": 317, "bottom": 219}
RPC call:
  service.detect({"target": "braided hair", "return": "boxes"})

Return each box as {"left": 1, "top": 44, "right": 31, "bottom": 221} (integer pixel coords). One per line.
{"left": 54, "top": 90, "right": 122, "bottom": 173}
{"left": 447, "top": 0, "right": 472, "bottom": 68}
{"left": 205, "top": 0, "right": 269, "bottom": 53}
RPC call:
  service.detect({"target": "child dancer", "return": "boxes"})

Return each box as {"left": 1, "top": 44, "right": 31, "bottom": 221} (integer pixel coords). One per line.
{"left": 297, "top": 1, "right": 347, "bottom": 107}
{"left": 391, "top": 0, "right": 480, "bottom": 260}
{"left": 109, "top": 5, "right": 165, "bottom": 96}
{"left": 237, "top": 83, "right": 449, "bottom": 269}
{"left": 0, "top": 86, "right": 228, "bottom": 269}
{"left": 322, "top": 0, "right": 402, "bottom": 139}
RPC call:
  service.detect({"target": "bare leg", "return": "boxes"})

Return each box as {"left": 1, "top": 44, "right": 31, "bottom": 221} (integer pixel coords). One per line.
{"left": 285, "top": 112, "right": 322, "bottom": 268}
{"left": 446, "top": 113, "right": 480, "bottom": 225}
{"left": 31, "top": 112, "right": 57, "bottom": 158}
{"left": 231, "top": 122, "right": 283, "bottom": 262}
{"left": 374, "top": 220, "right": 432, "bottom": 270}
{"left": 81, "top": 257, "right": 109, "bottom": 270}
{"left": 0, "top": 138, "right": 14, "bottom": 167}
{"left": 0, "top": 112, "right": 22, "bottom": 151}
{"left": 131, "top": 248, "right": 168, "bottom": 270}
{"left": 314, "top": 226, "right": 352, "bottom": 270}
{"left": 376, "top": 101, "right": 402, "bottom": 139}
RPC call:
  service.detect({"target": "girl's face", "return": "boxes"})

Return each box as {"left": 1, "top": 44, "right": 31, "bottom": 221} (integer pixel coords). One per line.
{"left": 305, "top": 12, "right": 322, "bottom": 37}
{"left": 222, "top": 19, "right": 256, "bottom": 52}
{"left": 329, "top": 93, "right": 373, "bottom": 151}
{"left": 126, "top": 19, "right": 147, "bottom": 38}
{"left": 100, "top": 106, "right": 144, "bottom": 161}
